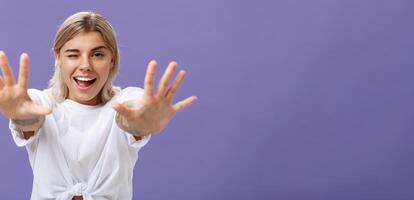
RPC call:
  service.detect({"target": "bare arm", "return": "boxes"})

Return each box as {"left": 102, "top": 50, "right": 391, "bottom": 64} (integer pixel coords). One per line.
{"left": 12, "top": 117, "right": 45, "bottom": 139}
{"left": 0, "top": 52, "right": 51, "bottom": 139}
{"left": 115, "top": 100, "right": 146, "bottom": 140}
{"left": 113, "top": 61, "right": 197, "bottom": 141}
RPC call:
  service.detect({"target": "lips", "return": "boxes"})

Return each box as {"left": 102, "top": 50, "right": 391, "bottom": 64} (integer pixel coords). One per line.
{"left": 73, "top": 76, "right": 97, "bottom": 89}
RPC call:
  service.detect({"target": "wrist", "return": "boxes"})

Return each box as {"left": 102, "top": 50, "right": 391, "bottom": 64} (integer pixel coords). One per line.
{"left": 115, "top": 112, "right": 150, "bottom": 137}
{"left": 130, "top": 129, "right": 150, "bottom": 138}
{"left": 11, "top": 116, "right": 44, "bottom": 132}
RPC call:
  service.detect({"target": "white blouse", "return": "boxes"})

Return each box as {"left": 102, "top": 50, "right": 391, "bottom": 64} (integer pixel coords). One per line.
{"left": 9, "top": 87, "right": 151, "bottom": 200}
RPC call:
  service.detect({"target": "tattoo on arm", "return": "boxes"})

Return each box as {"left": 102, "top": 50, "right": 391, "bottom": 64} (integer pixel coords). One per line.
{"left": 11, "top": 116, "right": 45, "bottom": 132}
{"left": 12, "top": 118, "right": 40, "bottom": 126}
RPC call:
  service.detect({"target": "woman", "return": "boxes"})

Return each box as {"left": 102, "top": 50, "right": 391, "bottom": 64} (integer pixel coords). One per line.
{"left": 0, "top": 11, "right": 197, "bottom": 199}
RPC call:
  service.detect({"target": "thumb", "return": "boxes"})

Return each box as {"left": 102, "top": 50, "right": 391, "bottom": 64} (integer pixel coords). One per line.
{"left": 27, "top": 103, "right": 52, "bottom": 116}
{"left": 112, "top": 102, "right": 133, "bottom": 118}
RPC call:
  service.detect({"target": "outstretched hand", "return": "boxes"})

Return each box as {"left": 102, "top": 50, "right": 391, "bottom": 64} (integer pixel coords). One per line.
{"left": 0, "top": 51, "right": 52, "bottom": 119}
{"left": 112, "top": 61, "right": 197, "bottom": 136}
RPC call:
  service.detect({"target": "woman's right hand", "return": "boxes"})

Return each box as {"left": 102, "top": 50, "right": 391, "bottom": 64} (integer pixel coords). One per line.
{"left": 0, "top": 51, "right": 51, "bottom": 120}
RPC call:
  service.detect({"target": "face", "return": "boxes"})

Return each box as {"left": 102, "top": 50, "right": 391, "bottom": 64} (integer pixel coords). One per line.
{"left": 57, "top": 31, "right": 113, "bottom": 105}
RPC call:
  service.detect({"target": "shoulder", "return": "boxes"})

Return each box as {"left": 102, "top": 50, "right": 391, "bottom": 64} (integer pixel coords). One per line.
{"left": 113, "top": 87, "right": 144, "bottom": 103}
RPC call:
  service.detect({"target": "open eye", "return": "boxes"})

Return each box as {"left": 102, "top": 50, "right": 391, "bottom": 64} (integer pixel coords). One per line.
{"left": 93, "top": 52, "right": 105, "bottom": 58}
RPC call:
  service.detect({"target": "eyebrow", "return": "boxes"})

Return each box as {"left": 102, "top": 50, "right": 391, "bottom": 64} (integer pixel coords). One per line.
{"left": 64, "top": 46, "right": 107, "bottom": 53}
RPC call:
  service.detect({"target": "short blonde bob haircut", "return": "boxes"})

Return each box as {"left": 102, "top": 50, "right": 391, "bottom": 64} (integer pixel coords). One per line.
{"left": 49, "top": 11, "right": 120, "bottom": 104}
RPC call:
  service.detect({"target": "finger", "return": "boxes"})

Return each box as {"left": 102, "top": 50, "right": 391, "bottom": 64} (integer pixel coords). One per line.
{"left": 27, "top": 103, "right": 52, "bottom": 116}
{"left": 166, "top": 70, "right": 186, "bottom": 102}
{"left": 0, "top": 51, "right": 16, "bottom": 86}
{"left": 144, "top": 60, "right": 157, "bottom": 97}
{"left": 18, "top": 53, "right": 29, "bottom": 89}
{"left": 157, "top": 61, "right": 177, "bottom": 98}
{"left": 173, "top": 96, "right": 198, "bottom": 112}
{"left": 0, "top": 76, "right": 4, "bottom": 89}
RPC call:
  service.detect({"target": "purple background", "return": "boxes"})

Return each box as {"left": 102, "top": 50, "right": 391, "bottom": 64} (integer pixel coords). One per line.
{"left": 0, "top": 0, "right": 413, "bottom": 199}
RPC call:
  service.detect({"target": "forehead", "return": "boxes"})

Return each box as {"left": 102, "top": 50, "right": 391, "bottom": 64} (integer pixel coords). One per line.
{"left": 61, "top": 31, "right": 107, "bottom": 51}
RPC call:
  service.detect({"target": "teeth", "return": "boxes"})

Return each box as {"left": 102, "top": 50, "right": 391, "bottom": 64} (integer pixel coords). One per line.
{"left": 75, "top": 76, "right": 95, "bottom": 81}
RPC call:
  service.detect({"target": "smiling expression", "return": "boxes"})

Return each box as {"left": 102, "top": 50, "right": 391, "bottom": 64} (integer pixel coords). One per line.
{"left": 57, "top": 31, "right": 113, "bottom": 105}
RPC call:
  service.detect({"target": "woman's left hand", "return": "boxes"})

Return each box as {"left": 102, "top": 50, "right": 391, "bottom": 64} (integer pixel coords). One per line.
{"left": 112, "top": 60, "right": 197, "bottom": 137}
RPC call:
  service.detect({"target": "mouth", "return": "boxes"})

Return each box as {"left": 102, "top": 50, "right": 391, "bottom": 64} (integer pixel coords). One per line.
{"left": 73, "top": 76, "right": 97, "bottom": 90}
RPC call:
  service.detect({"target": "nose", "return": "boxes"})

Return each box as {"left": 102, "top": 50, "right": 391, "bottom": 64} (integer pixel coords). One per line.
{"left": 79, "top": 55, "right": 92, "bottom": 71}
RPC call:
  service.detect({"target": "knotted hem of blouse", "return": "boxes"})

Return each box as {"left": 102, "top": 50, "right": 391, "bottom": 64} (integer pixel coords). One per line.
{"left": 57, "top": 182, "right": 92, "bottom": 200}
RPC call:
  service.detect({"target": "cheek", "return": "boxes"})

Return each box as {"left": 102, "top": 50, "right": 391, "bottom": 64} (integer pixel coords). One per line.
{"left": 98, "top": 69, "right": 112, "bottom": 86}
{"left": 60, "top": 62, "right": 77, "bottom": 83}
{"left": 96, "top": 63, "right": 112, "bottom": 80}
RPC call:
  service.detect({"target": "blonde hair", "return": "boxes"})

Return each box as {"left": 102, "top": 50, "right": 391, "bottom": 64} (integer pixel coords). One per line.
{"left": 49, "top": 11, "right": 120, "bottom": 104}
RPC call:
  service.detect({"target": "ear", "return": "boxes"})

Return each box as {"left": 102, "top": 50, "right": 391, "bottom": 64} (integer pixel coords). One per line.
{"left": 54, "top": 52, "right": 61, "bottom": 67}
{"left": 111, "top": 58, "right": 115, "bottom": 69}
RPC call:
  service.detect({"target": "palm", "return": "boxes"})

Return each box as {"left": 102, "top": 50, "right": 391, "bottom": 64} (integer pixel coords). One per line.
{"left": 0, "top": 52, "right": 51, "bottom": 119}
{"left": 0, "top": 85, "right": 31, "bottom": 118}
{"left": 113, "top": 61, "right": 197, "bottom": 135}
